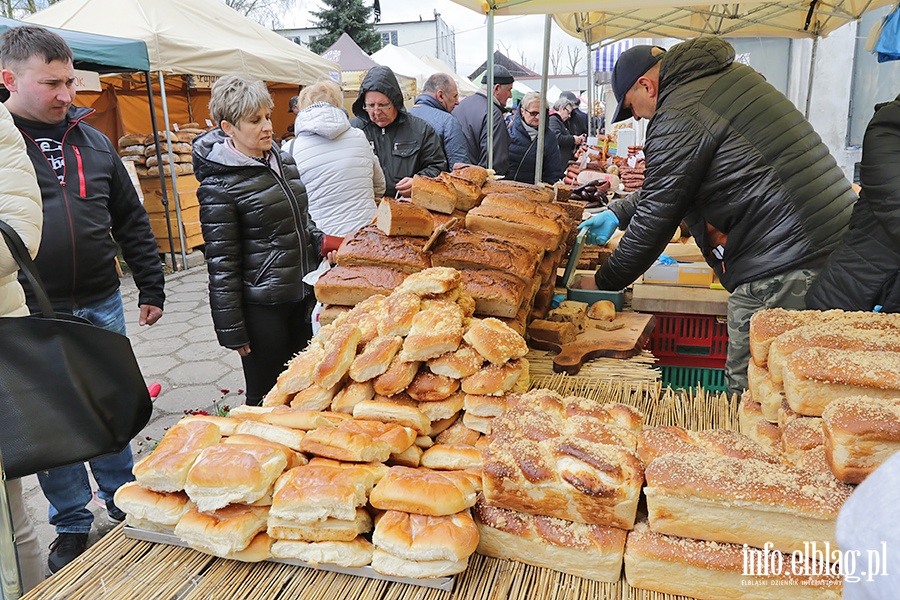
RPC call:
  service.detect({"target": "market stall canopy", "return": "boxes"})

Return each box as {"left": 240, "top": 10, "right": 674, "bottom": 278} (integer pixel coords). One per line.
{"left": 552, "top": 0, "right": 894, "bottom": 42}
{"left": 0, "top": 16, "right": 149, "bottom": 73}
{"left": 321, "top": 32, "right": 380, "bottom": 71}
{"left": 25, "top": 0, "right": 339, "bottom": 84}
{"left": 371, "top": 44, "right": 438, "bottom": 87}
{"left": 418, "top": 54, "right": 480, "bottom": 96}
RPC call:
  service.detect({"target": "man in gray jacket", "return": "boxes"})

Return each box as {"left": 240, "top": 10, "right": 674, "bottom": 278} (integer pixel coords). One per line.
{"left": 409, "top": 73, "right": 470, "bottom": 168}
{"left": 578, "top": 38, "right": 855, "bottom": 396}
{"left": 454, "top": 65, "right": 513, "bottom": 175}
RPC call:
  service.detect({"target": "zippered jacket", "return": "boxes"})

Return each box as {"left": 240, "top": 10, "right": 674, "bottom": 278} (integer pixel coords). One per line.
{"left": 507, "top": 110, "right": 563, "bottom": 184}
{"left": 596, "top": 37, "right": 855, "bottom": 293}
{"left": 807, "top": 95, "right": 900, "bottom": 312}
{"left": 193, "top": 128, "right": 324, "bottom": 349}
{"left": 409, "top": 94, "right": 470, "bottom": 168}
{"left": 350, "top": 66, "right": 447, "bottom": 197}
{"left": 12, "top": 105, "right": 164, "bottom": 311}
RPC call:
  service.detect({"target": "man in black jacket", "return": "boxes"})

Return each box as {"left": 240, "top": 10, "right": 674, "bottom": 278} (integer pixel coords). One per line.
{"left": 578, "top": 38, "right": 855, "bottom": 396}
{"left": 350, "top": 65, "right": 447, "bottom": 197}
{"left": 806, "top": 94, "right": 900, "bottom": 313}
{"left": 1, "top": 25, "right": 165, "bottom": 573}
{"left": 454, "top": 65, "right": 515, "bottom": 175}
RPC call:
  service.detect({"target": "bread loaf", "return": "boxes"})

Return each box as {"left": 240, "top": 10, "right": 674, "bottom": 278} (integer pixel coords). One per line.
{"left": 527, "top": 319, "right": 577, "bottom": 345}
{"left": 175, "top": 504, "right": 270, "bottom": 557}
{"left": 411, "top": 175, "right": 457, "bottom": 214}
{"left": 473, "top": 494, "right": 627, "bottom": 582}
{"left": 451, "top": 164, "right": 490, "bottom": 187}
{"left": 300, "top": 419, "right": 416, "bottom": 463}
{"left": 113, "top": 482, "right": 194, "bottom": 529}
{"left": 349, "top": 335, "right": 403, "bottom": 382}
{"left": 466, "top": 205, "right": 563, "bottom": 252}
{"left": 183, "top": 443, "right": 289, "bottom": 512}
{"left": 822, "top": 395, "right": 900, "bottom": 484}
{"left": 398, "top": 301, "right": 464, "bottom": 362}
{"left": 783, "top": 348, "right": 900, "bottom": 416}
{"left": 481, "top": 179, "right": 554, "bottom": 202}
{"left": 118, "top": 133, "right": 146, "bottom": 148}
{"left": 395, "top": 266, "right": 461, "bottom": 297}
{"left": 457, "top": 268, "right": 528, "bottom": 319}
{"left": 331, "top": 380, "right": 376, "bottom": 414}
{"left": 267, "top": 509, "right": 372, "bottom": 542}
{"left": 314, "top": 266, "right": 408, "bottom": 306}
{"left": 737, "top": 391, "right": 783, "bottom": 457}
{"left": 368, "top": 466, "right": 479, "bottom": 516}
{"left": 269, "top": 461, "right": 379, "bottom": 523}
{"left": 636, "top": 426, "right": 780, "bottom": 468}
{"left": 335, "top": 224, "right": 430, "bottom": 272}
{"left": 438, "top": 172, "right": 482, "bottom": 211}
{"left": 427, "top": 343, "right": 485, "bottom": 379}
{"left": 375, "top": 199, "right": 434, "bottom": 237}
{"left": 370, "top": 510, "right": 478, "bottom": 577}
{"left": 271, "top": 537, "right": 374, "bottom": 567}
{"left": 624, "top": 521, "right": 842, "bottom": 599}
{"left": 643, "top": 452, "right": 853, "bottom": 555}
{"left": 462, "top": 318, "right": 528, "bottom": 366}
{"left": 431, "top": 228, "right": 543, "bottom": 283}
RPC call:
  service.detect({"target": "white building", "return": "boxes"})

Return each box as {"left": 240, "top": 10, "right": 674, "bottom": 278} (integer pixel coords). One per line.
{"left": 277, "top": 10, "right": 457, "bottom": 71}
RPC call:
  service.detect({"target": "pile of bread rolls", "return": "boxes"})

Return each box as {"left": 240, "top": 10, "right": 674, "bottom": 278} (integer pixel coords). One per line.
{"left": 117, "top": 123, "right": 209, "bottom": 179}
{"left": 744, "top": 308, "right": 900, "bottom": 484}
{"left": 315, "top": 164, "right": 584, "bottom": 335}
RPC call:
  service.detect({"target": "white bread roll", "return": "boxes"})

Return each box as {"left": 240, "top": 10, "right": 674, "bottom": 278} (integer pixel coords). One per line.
{"left": 399, "top": 302, "right": 464, "bottom": 362}
{"left": 300, "top": 419, "right": 416, "bottom": 463}
{"left": 473, "top": 495, "right": 626, "bottom": 582}
{"left": 313, "top": 324, "right": 362, "bottom": 390}
{"left": 420, "top": 444, "right": 483, "bottom": 470}
{"left": 377, "top": 292, "right": 421, "bottom": 338}
{"left": 624, "top": 522, "right": 842, "bottom": 599}
{"left": 232, "top": 421, "right": 305, "bottom": 451}
{"left": 427, "top": 343, "right": 485, "bottom": 379}
{"left": 180, "top": 414, "right": 240, "bottom": 435}
{"left": 372, "top": 510, "right": 478, "bottom": 563}
{"left": 113, "top": 481, "right": 194, "bottom": 527}
{"left": 258, "top": 407, "right": 351, "bottom": 430}
{"left": 184, "top": 444, "right": 289, "bottom": 513}
{"left": 462, "top": 318, "right": 528, "bottom": 366}
{"left": 369, "top": 466, "right": 478, "bottom": 516}
{"left": 417, "top": 392, "right": 464, "bottom": 422}
{"left": 330, "top": 380, "right": 376, "bottom": 414}
{"left": 738, "top": 390, "right": 783, "bottom": 457}
{"left": 133, "top": 420, "right": 222, "bottom": 493}
{"left": 389, "top": 442, "right": 423, "bottom": 467}
{"left": 270, "top": 462, "right": 377, "bottom": 523}
{"left": 267, "top": 509, "right": 372, "bottom": 542}
{"left": 220, "top": 433, "right": 307, "bottom": 470}
{"left": 271, "top": 537, "right": 373, "bottom": 567}
{"left": 461, "top": 358, "right": 526, "bottom": 396}
{"left": 352, "top": 399, "right": 431, "bottom": 436}
{"left": 349, "top": 335, "right": 402, "bottom": 382}
{"left": 372, "top": 357, "right": 421, "bottom": 397}
{"left": 174, "top": 504, "right": 269, "bottom": 556}
{"left": 644, "top": 452, "right": 853, "bottom": 555}
{"left": 263, "top": 345, "right": 325, "bottom": 406}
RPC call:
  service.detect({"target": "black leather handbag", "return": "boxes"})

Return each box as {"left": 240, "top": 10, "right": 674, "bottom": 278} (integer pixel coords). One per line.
{"left": 0, "top": 220, "right": 152, "bottom": 479}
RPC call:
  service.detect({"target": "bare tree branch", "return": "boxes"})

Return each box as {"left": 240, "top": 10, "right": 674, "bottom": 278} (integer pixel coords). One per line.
{"left": 566, "top": 45, "right": 584, "bottom": 75}
{"left": 549, "top": 43, "right": 564, "bottom": 76}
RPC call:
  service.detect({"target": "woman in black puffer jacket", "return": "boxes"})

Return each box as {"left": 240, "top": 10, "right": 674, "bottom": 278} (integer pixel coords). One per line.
{"left": 507, "top": 92, "right": 563, "bottom": 184}
{"left": 193, "top": 75, "right": 325, "bottom": 405}
{"left": 807, "top": 94, "right": 900, "bottom": 313}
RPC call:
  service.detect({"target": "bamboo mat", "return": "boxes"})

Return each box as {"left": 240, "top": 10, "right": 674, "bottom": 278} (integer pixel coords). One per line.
{"left": 527, "top": 348, "right": 661, "bottom": 382}
{"left": 23, "top": 377, "right": 736, "bottom": 600}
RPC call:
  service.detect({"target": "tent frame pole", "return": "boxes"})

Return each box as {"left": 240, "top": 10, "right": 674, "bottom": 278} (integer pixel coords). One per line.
{"left": 805, "top": 37, "right": 818, "bottom": 119}
{"left": 534, "top": 14, "right": 552, "bottom": 185}
{"left": 145, "top": 71, "right": 178, "bottom": 270}
{"left": 158, "top": 71, "right": 188, "bottom": 270}
{"left": 586, "top": 41, "right": 593, "bottom": 138}
{"left": 486, "top": 7, "right": 496, "bottom": 172}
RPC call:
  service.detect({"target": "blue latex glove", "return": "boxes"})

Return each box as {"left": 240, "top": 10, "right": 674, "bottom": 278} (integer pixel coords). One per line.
{"left": 577, "top": 211, "right": 619, "bottom": 246}
{"left": 657, "top": 254, "right": 677, "bottom": 265}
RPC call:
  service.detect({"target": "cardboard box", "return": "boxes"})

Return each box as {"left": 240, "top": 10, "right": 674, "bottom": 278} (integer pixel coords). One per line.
{"left": 642, "top": 262, "right": 714, "bottom": 287}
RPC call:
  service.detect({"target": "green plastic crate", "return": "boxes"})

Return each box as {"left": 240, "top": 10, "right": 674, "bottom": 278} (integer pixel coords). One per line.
{"left": 657, "top": 365, "right": 727, "bottom": 393}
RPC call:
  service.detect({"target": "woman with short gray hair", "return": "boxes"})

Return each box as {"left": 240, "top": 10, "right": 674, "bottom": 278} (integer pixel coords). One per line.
{"left": 193, "top": 74, "right": 327, "bottom": 405}
{"left": 507, "top": 93, "right": 563, "bottom": 184}
{"left": 549, "top": 97, "right": 586, "bottom": 171}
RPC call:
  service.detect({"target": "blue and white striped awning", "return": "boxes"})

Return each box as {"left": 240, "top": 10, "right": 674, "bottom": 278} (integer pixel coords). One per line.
{"left": 594, "top": 40, "right": 634, "bottom": 72}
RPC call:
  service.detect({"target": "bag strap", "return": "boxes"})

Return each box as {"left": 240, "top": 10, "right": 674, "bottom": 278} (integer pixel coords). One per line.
{"left": 0, "top": 219, "right": 56, "bottom": 318}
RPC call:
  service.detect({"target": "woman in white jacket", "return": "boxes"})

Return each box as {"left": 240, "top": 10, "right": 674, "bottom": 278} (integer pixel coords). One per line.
{"left": 287, "top": 80, "right": 385, "bottom": 236}
{"left": 0, "top": 101, "right": 44, "bottom": 592}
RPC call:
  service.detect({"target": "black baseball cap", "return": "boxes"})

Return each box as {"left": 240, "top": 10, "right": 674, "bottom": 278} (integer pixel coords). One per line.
{"left": 611, "top": 45, "right": 665, "bottom": 123}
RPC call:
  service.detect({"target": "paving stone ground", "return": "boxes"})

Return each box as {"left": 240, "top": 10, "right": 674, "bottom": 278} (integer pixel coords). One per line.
{"left": 18, "top": 261, "right": 244, "bottom": 577}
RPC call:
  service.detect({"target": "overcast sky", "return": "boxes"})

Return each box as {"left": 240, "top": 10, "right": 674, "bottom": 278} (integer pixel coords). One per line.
{"left": 285, "top": 0, "right": 590, "bottom": 77}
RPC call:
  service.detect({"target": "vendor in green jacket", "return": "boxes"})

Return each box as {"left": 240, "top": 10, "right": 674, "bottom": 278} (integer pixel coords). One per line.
{"left": 350, "top": 65, "right": 447, "bottom": 197}
{"left": 578, "top": 37, "right": 856, "bottom": 396}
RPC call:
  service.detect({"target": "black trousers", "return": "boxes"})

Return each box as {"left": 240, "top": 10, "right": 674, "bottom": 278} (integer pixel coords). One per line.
{"left": 240, "top": 299, "right": 312, "bottom": 405}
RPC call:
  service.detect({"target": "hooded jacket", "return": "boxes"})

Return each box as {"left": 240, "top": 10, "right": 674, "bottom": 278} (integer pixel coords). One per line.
{"left": 596, "top": 37, "right": 855, "bottom": 293}
{"left": 0, "top": 103, "right": 42, "bottom": 318}
{"left": 454, "top": 90, "right": 510, "bottom": 175}
{"left": 12, "top": 105, "right": 164, "bottom": 311}
{"left": 409, "top": 93, "right": 470, "bottom": 167}
{"left": 288, "top": 102, "right": 383, "bottom": 236}
{"left": 349, "top": 66, "right": 447, "bottom": 196}
{"left": 507, "top": 109, "right": 563, "bottom": 185}
{"left": 806, "top": 95, "right": 900, "bottom": 312}
{"left": 193, "top": 128, "right": 324, "bottom": 349}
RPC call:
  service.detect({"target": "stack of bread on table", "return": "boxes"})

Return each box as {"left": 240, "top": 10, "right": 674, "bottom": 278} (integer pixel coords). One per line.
{"left": 742, "top": 308, "right": 900, "bottom": 484}
{"left": 627, "top": 424, "right": 848, "bottom": 598}
{"left": 117, "top": 123, "right": 210, "bottom": 179}
{"left": 314, "top": 164, "right": 583, "bottom": 336}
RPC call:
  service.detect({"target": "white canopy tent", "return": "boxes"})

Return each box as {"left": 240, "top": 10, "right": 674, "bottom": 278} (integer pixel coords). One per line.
{"left": 27, "top": 0, "right": 340, "bottom": 267}
{"left": 418, "top": 54, "right": 480, "bottom": 96}
{"left": 371, "top": 44, "right": 439, "bottom": 90}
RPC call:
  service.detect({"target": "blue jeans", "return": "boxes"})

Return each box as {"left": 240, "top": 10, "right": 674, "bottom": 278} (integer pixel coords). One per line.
{"left": 36, "top": 290, "right": 136, "bottom": 534}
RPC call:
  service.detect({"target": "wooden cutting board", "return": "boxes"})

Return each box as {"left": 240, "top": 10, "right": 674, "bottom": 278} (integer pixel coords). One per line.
{"left": 529, "top": 312, "right": 657, "bottom": 375}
